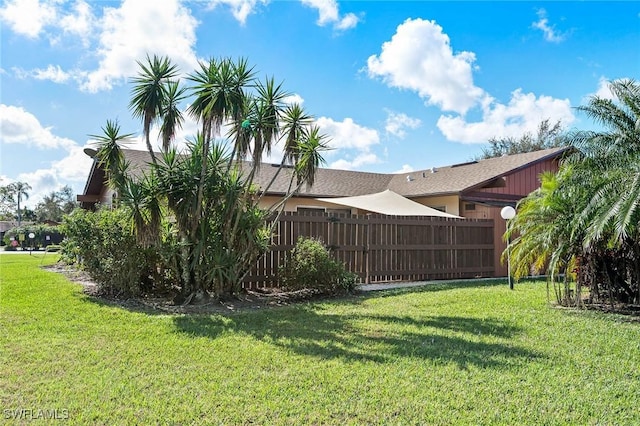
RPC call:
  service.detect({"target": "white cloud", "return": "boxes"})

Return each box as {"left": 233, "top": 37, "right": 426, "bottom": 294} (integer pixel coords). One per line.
{"left": 385, "top": 110, "right": 421, "bottom": 138}
{"left": 0, "top": 103, "right": 98, "bottom": 207}
{"left": 0, "top": 0, "right": 57, "bottom": 39}
{"left": 367, "top": 18, "right": 486, "bottom": 115}
{"left": 330, "top": 153, "right": 380, "bottom": 170}
{"left": 81, "top": 0, "right": 199, "bottom": 92}
{"left": 335, "top": 12, "right": 358, "bottom": 31}
{"left": 436, "top": 89, "right": 575, "bottom": 144}
{"left": 59, "top": 0, "right": 96, "bottom": 47}
{"left": 590, "top": 76, "right": 616, "bottom": 101}
{"left": 16, "top": 169, "right": 59, "bottom": 208}
{"left": 13, "top": 64, "right": 73, "bottom": 83}
{"left": 369, "top": 17, "right": 576, "bottom": 144}
{"left": 300, "top": 0, "right": 360, "bottom": 30}
{"left": 0, "top": 104, "right": 76, "bottom": 150}
{"left": 16, "top": 146, "right": 93, "bottom": 208}
{"left": 532, "top": 9, "right": 566, "bottom": 43}
{"left": 50, "top": 145, "right": 94, "bottom": 182}
{"left": 206, "top": 0, "right": 269, "bottom": 25}
{"left": 0, "top": 105, "right": 93, "bottom": 208}
{"left": 283, "top": 94, "right": 305, "bottom": 106}
{"left": 315, "top": 117, "right": 379, "bottom": 152}
{"left": 315, "top": 116, "right": 380, "bottom": 170}
{"left": 393, "top": 164, "right": 414, "bottom": 174}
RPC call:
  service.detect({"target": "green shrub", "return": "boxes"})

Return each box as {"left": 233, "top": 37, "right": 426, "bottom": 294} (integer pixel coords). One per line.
{"left": 60, "top": 208, "right": 157, "bottom": 298}
{"left": 279, "top": 237, "right": 358, "bottom": 295}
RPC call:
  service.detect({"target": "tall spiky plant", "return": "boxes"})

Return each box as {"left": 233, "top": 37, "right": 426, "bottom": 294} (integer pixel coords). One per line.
{"left": 187, "top": 57, "right": 256, "bottom": 236}
{"left": 159, "top": 80, "right": 187, "bottom": 152}
{"left": 88, "top": 119, "right": 135, "bottom": 195}
{"left": 129, "top": 54, "right": 180, "bottom": 164}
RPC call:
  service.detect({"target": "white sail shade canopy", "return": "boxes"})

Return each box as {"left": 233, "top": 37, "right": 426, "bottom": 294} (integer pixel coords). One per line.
{"left": 316, "top": 190, "right": 460, "bottom": 218}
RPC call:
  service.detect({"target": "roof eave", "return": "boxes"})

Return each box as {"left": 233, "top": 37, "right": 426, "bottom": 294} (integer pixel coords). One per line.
{"left": 462, "top": 147, "right": 570, "bottom": 193}
{"left": 81, "top": 159, "right": 99, "bottom": 195}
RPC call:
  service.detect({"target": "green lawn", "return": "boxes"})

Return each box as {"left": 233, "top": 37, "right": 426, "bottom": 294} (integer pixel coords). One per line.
{"left": 1, "top": 254, "right": 639, "bottom": 425}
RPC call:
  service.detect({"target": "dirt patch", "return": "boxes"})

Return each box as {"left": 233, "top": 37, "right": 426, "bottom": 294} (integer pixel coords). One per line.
{"left": 582, "top": 302, "right": 640, "bottom": 320}
{"left": 42, "top": 263, "right": 348, "bottom": 315}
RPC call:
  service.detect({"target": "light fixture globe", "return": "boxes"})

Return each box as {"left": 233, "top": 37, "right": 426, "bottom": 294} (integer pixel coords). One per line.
{"left": 500, "top": 206, "right": 516, "bottom": 220}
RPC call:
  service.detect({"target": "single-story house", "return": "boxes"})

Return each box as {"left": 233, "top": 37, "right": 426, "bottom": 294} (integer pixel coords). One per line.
{"left": 78, "top": 146, "right": 569, "bottom": 277}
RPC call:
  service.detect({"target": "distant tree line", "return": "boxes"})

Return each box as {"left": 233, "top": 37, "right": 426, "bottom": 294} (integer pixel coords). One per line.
{"left": 0, "top": 183, "right": 77, "bottom": 224}
{"left": 478, "top": 119, "right": 570, "bottom": 160}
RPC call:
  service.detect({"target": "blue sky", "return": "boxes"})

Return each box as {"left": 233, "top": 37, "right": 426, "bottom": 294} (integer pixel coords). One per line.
{"left": 1, "top": 0, "right": 638, "bottom": 207}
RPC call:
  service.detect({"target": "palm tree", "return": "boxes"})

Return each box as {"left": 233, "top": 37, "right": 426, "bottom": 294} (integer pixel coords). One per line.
{"left": 81, "top": 55, "right": 332, "bottom": 302}
{"left": 568, "top": 79, "right": 640, "bottom": 303}
{"left": 249, "top": 77, "right": 289, "bottom": 162}
{"left": 293, "top": 125, "right": 329, "bottom": 188}
{"left": 159, "top": 80, "right": 187, "bottom": 152}
{"left": 569, "top": 79, "right": 640, "bottom": 245}
{"left": 187, "top": 57, "right": 255, "bottom": 146}
{"left": 10, "top": 181, "right": 31, "bottom": 226}
{"left": 258, "top": 103, "right": 313, "bottom": 200}
{"left": 129, "top": 54, "right": 180, "bottom": 164}
{"left": 508, "top": 79, "right": 640, "bottom": 305}
{"left": 88, "top": 119, "right": 135, "bottom": 194}
{"left": 187, "top": 57, "right": 256, "bottom": 234}
{"left": 118, "top": 174, "right": 162, "bottom": 248}
{"left": 281, "top": 103, "right": 313, "bottom": 164}
{"left": 505, "top": 169, "right": 589, "bottom": 304}
{"left": 35, "top": 192, "right": 62, "bottom": 222}
{"left": 269, "top": 124, "right": 330, "bottom": 214}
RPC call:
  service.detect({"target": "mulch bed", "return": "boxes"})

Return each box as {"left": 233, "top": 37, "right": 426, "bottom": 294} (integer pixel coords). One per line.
{"left": 42, "top": 263, "right": 343, "bottom": 314}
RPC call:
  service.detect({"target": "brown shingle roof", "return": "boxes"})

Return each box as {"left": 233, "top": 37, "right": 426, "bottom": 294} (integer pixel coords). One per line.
{"left": 85, "top": 146, "right": 567, "bottom": 199}
{"left": 388, "top": 147, "right": 569, "bottom": 197}
{"left": 249, "top": 164, "right": 392, "bottom": 197}
{"left": 114, "top": 149, "right": 391, "bottom": 197}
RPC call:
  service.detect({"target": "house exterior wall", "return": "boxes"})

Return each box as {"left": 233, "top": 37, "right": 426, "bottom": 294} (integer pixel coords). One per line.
{"left": 410, "top": 195, "right": 460, "bottom": 216}
{"left": 462, "top": 204, "right": 508, "bottom": 276}
{"left": 459, "top": 157, "right": 560, "bottom": 277}
{"left": 474, "top": 157, "right": 559, "bottom": 197}
{"left": 257, "top": 195, "right": 356, "bottom": 214}
{"left": 100, "top": 187, "right": 116, "bottom": 207}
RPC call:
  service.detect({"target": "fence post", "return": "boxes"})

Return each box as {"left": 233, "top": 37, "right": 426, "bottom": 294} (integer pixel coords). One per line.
{"left": 365, "top": 213, "right": 371, "bottom": 284}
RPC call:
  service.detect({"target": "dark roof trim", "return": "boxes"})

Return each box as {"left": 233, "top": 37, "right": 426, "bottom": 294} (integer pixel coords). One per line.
{"left": 461, "top": 192, "right": 523, "bottom": 203}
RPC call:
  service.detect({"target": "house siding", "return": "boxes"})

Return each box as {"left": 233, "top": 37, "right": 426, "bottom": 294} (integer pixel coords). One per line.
{"left": 461, "top": 204, "right": 509, "bottom": 276}
{"left": 460, "top": 157, "right": 561, "bottom": 277}
{"left": 474, "top": 158, "right": 559, "bottom": 197}
{"left": 410, "top": 195, "right": 461, "bottom": 216}
{"left": 257, "top": 195, "right": 357, "bottom": 214}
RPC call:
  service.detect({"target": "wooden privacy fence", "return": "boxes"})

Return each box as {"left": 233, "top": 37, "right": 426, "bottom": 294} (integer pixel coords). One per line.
{"left": 243, "top": 211, "right": 495, "bottom": 288}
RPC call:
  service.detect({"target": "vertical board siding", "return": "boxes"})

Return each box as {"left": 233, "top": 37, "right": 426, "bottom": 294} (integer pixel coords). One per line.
{"left": 476, "top": 158, "right": 560, "bottom": 197}
{"left": 242, "top": 212, "right": 494, "bottom": 288}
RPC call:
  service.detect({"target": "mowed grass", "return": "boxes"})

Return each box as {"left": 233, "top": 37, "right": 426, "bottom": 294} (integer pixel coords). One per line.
{"left": 1, "top": 254, "right": 639, "bottom": 425}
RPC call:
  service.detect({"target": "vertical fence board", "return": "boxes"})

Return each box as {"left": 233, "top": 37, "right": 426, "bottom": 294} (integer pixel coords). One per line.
{"left": 242, "top": 212, "right": 494, "bottom": 288}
